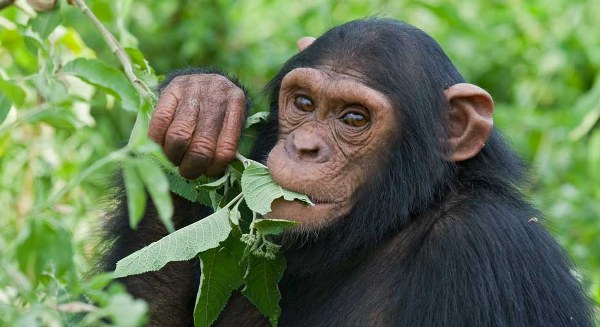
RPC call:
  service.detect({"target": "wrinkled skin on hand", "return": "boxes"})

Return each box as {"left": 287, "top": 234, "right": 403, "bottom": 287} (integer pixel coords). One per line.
{"left": 149, "top": 38, "right": 316, "bottom": 180}
{"left": 148, "top": 74, "right": 246, "bottom": 179}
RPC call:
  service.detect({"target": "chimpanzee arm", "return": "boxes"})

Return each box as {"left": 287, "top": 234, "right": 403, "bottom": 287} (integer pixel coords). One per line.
{"left": 100, "top": 69, "right": 250, "bottom": 326}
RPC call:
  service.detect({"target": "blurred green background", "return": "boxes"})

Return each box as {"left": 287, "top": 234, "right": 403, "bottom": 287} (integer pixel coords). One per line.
{"left": 0, "top": 0, "right": 598, "bottom": 325}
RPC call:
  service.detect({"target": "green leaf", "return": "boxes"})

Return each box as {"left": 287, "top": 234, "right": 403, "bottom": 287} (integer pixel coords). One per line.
{"left": 28, "top": 106, "right": 81, "bottom": 129}
{"left": 0, "top": 78, "right": 26, "bottom": 107}
{"left": 32, "top": 74, "right": 69, "bottom": 105}
{"left": 242, "top": 254, "right": 286, "bottom": 326}
{"left": 134, "top": 158, "right": 174, "bottom": 232}
{"left": 29, "top": 8, "right": 63, "bottom": 39}
{"left": 21, "top": 27, "right": 49, "bottom": 59}
{"left": 241, "top": 161, "right": 312, "bottom": 215}
{"left": 229, "top": 206, "right": 241, "bottom": 225}
{"left": 125, "top": 47, "right": 151, "bottom": 73}
{"left": 86, "top": 272, "right": 115, "bottom": 291}
{"left": 199, "top": 172, "right": 230, "bottom": 190}
{"left": 2, "top": 29, "right": 38, "bottom": 72}
{"left": 244, "top": 111, "right": 269, "bottom": 129}
{"left": 163, "top": 171, "right": 213, "bottom": 208}
{"left": 194, "top": 235, "right": 246, "bottom": 327}
{"left": 127, "top": 100, "right": 152, "bottom": 146}
{"left": 254, "top": 219, "right": 299, "bottom": 236}
{"left": 166, "top": 172, "right": 200, "bottom": 202}
{"left": 62, "top": 58, "right": 140, "bottom": 112}
{"left": 105, "top": 293, "right": 148, "bottom": 327}
{"left": 123, "top": 160, "right": 147, "bottom": 229}
{"left": 134, "top": 139, "right": 164, "bottom": 156}
{"left": 205, "top": 191, "right": 223, "bottom": 211}
{"left": 15, "top": 217, "right": 74, "bottom": 284}
{"left": 113, "top": 208, "right": 232, "bottom": 278}
{"left": 0, "top": 92, "right": 11, "bottom": 124}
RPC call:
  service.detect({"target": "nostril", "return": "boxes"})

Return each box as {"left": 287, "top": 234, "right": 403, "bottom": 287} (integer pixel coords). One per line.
{"left": 286, "top": 129, "right": 331, "bottom": 163}
{"left": 295, "top": 138, "right": 323, "bottom": 161}
{"left": 299, "top": 148, "right": 320, "bottom": 159}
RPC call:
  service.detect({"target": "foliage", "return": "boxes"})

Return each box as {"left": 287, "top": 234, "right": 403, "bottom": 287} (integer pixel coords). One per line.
{"left": 0, "top": 0, "right": 598, "bottom": 325}
{"left": 114, "top": 157, "right": 308, "bottom": 326}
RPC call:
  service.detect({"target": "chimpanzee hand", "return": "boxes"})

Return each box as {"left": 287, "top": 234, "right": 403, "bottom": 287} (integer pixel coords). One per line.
{"left": 149, "top": 37, "right": 316, "bottom": 180}
{"left": 148, "top": 74, "right": 247, "bottom": 179}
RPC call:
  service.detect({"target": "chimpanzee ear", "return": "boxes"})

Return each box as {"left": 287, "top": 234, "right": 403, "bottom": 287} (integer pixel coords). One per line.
{"left": 443, "top": 83, "right": 494, "bottom": 162}
{"left": 297, "top": 37, "right": 316, "bottom": 51}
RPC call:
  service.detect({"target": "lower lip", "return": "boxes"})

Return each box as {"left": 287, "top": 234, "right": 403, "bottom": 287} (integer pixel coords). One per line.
{"left": 266, "top": 198, "right": 338, "bottom": 222}
{"left": 309, "top": 197, "right": 335, "bottom": 205}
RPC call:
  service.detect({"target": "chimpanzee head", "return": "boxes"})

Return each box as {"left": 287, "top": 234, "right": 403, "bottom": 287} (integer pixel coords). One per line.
{"left": 263, "top": 19, "right": 494, "bottom": 230}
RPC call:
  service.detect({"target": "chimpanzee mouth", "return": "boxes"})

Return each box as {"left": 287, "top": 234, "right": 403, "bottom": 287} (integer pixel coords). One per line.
{"left": 308, "top": 196, "right": 336, "bottom": 205}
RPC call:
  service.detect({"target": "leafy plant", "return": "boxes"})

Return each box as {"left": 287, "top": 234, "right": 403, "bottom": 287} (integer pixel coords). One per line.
{"left": 114, "top": 155, "right": 310, "bottom": 326}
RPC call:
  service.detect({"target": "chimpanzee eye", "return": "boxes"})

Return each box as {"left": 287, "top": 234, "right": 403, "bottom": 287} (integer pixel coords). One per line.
{"left": 341, "top": 112, "right": 368, "bottom": 127}
{"left": 293, "top": 95, "right": 315, "bottom": 112}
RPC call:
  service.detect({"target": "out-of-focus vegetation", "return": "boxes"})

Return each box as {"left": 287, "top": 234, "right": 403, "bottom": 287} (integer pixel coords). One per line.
{"left": 0, "top": 0, "right": 598, "bottom": 325}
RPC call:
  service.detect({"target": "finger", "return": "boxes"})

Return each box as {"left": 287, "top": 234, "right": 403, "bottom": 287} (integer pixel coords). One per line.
{"left": 204, "top": 89, "right": 246, "bottom": 177}
{"left": 297, "top": 37, "right": 316, "bottom": 51}
{"left": 178, "top": 104, "right": 227, "bottom": 179}
{"left": 164, "top": 96, "right": 202, "bottom": 166}
{"left": 148, "top": 89, "right": 179, "bottom": 145}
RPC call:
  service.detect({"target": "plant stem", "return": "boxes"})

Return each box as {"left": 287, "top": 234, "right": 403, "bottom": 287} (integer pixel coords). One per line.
{"left": 68, "top": 0, "right": 154, "bottom": 99}
{"left": 235, "top": 152, "right": 250, "bottom": 167}
{"left": 225, "top": 193, "right": 244, "bottom": 209}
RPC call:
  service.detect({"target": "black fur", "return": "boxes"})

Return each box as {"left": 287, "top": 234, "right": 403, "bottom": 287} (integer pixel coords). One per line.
{"left": 101, "top": 18, "right": 593, "bottom": 326}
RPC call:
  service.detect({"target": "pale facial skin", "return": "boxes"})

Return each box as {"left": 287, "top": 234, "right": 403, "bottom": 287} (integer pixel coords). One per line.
{"left": 266, "top": 67, "right": 396, "bottom": 227}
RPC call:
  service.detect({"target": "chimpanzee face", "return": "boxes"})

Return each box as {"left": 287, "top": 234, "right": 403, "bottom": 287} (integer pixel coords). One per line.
{"left": 266, "top": 67, "right": 396, "bottom": 227}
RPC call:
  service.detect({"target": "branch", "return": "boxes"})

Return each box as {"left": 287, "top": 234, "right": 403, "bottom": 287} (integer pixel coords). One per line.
{"left": 68, "top": 0, "right": 155, "bottom": 99}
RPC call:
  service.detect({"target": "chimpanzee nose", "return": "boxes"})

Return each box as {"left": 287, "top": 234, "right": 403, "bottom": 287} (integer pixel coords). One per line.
{"left": 285, "top": 129, "right": 332, "bottom": 163}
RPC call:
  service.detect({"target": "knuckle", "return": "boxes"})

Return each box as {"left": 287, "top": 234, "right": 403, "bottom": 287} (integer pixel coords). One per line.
{"left": 224, "top": 92, "right": 246, "bottom": 113}
{"left": 156, "top": 89, "right": 179, "bottom": 106}
{"left": 170, "top": 75, "right": 189, "bottom": 85}
{"left": 164, "top": 79, "right": 185, "bottom": 94}
{"left": 208, "top": 75, "right": 237, "bottom": 92}
{"left": 167, "top": 124, "right": 194, "bottom": 144}
{"left": 188, "top": 137, "right": 216, "bottom": 161}
{"left": 182, "top": 75, "right": 244, "bottom": 111}
{"left": 214, "top": 142, "right": 237, "bottom": 162}
{"left": 172, "top": 75, "right": 213, "bottom": 92}
{"left": 151, "top": 111, "right": 173, "bottom": 127}
{"left": 209, "top": 74, "right": 232, "bottom": 86}
{"left": 180, "top": 95, "right": 202, "bottom": 112}
{"left": 148, "top": 127, "right": 164, "bottom": 142}
{"left": 171, "top": 75, "right": 185, "bottom": 83}
{"left": 232, "top": 89, "right": 246, "bottom": 104}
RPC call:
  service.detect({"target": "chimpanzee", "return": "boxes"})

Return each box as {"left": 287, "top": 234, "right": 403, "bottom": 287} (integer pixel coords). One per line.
{"left": 101, "top": 18, "right": 594, "bottom": 326}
